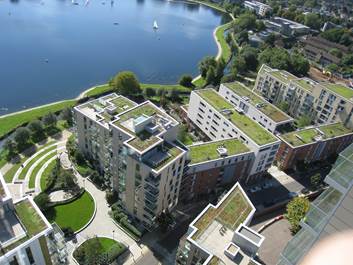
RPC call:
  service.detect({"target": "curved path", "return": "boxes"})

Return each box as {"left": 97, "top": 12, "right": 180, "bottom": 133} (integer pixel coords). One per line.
{"left": 59, "top": 154, "right": 147, "bottom": 265}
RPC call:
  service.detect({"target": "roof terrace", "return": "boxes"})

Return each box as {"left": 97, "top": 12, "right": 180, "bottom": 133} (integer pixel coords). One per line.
{"left": 321, "top": 82, "right": 353, "bottom": 100}
{"left": 224, "top": 82, "right": 291, "bottom": 122}
{"left": 196, "top": 89, "right": 278, "bottom": 146}
{"left": 291, "top": 78, "right": 315, "bottom": 92}
{"left": 113, "top": 102, "right": 176, "bottom": 153}
{"left": 188, "top": 139, "right": 250, "bottom": 164}
{"left": 280, "top": 123, "right": 353, "bottom": 147}
{"left": 265, "top": 67, "right": 296, "bottom": 84}
{"left": 189, "top": 184, "right": 255, "bottom": 265}
{"left": 0, "top": 198, "right": 49, "bottom": 255}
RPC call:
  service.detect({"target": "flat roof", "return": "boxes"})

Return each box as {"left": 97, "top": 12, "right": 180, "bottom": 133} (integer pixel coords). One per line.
{"left": 224, "top": 82, "right": 291, "bottom": 122}
{"left": 268, "top": 69, "right": 296, "bottom": 84}
{"left": 1, "top": 198, "right": 49, "bottom": 254}
{"left": 321, "top": 82, "right": 353, "bottom": 100}
{"left": 280, "top": 123, "right": 353, "bottom": 147}
{"left": 196, "top": 89, "right": 278, "bottom": 146}
{"left": 188, "top": 184, "right": 255, "bottom": 265}
{"left": 292, "top": 78, "right": 315, "bottom": 92}
{"left": 188, "top": 139, "right": 250, "bottom": 164}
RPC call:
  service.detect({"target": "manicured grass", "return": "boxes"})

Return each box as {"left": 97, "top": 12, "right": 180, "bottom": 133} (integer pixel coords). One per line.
{"left": 0, "top": 100, "right": 76, "bottom": 139}
{"left": 0, "top": 149, "right": 9, "bottom": 169}
{"left": 15, "top": 199, "right": 47, "bottom": 236}
{"left": 40, "top": 159, "right": 57, "bottom": 191}
{"left": 215, "top": 23, "right": 232, "bottom": 62}
{"left": 192, "top": 77, "right": 206, "bottom": 87}
{"left": 18, "top": 144, "right": 56, "bottom": 180}
{"left": 141, "top": 83, "right": 191, "bottom": 93}
{"left": 187, "top": 0, "right": 226, "bottom": 13}
{"left": 84, "top": 84, "right": 113, "bottom": 98}
{"left": 189, "top": 139, "right": 250, "bottom": 164}
{"left": 46, "top": 191, "right": 95, "bottom": 232}
{"left": 29, "top": 151, "right": 58, "bottom": 189}
{"left": 3, "top": 157, "right": 27, "bottom": 183}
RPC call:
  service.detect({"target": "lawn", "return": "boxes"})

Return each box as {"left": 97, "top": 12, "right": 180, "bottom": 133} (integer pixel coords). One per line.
{"left": 29, "top": 151, "right": 58, "bottom": 189}
{"left": 141, "top": 83, "right": 191, "bottom": 93}
{"left": 18, "top": 144, "right": 57, "bottom": 180}
{"left": 46, "top": 191, "right": 95, "bottom": 232}
{"left": 0, "top": 100, "right": 76, "bottom": 139}
{"left": 40, "top": 159, "right": 57, "bottom": 191}
{"left": 0, "top": 149, "right": 9, "bottom": 169}
{"left": 84, "top": 84, "right": 113, "bottom": 98}
{"left": 323, "top": 83, "right": 353, "bottom": 99}
{"left": 3, "top": 157, "right": 27, "bottom": 183}
{"left": 192, "top": 77, "right": 206, "bottom": 88}
{"left": 215, "top": 22, "right": 233, "bottom": 62}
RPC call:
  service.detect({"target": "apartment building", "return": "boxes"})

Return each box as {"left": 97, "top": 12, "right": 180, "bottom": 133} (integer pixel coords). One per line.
{"left": 74, "top": 94, "right": 187, "bottom": 228}
{"left": 180, "top": 139, "right": 254, "bottom": 201}
{"left": 0, "top": 173, "right": 67, "bottom": 265}
{"left": 244, "top": 0, "right": 272, "bottom": 17}
{"left": 176, "top": 183, "right": 264, "bottom": 265}
{"left": 264, "top": 17, "right": 310, "bottom": 37}
{"left": 278, "top": 143, "right": 353, "bottom": 265}
{"left": 254, "top": 64, "right": 353, "bottom": 128}
{"left": 187, "top": 88, "right": 281, "bottom": 180}
{"left": 276, "top": 122, "right": 353, "bottom": 170}
{"left": 219, "top": 82, "right": 293, "bottom": 133}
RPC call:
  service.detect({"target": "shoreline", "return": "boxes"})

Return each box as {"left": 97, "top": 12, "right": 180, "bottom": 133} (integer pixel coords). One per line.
{"left": 0, "top": 0, "right": 234, "bottom": 139}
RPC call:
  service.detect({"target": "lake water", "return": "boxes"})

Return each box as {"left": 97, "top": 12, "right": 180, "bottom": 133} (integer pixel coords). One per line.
{"left": 0, "top": 0, "right": 226, "bottom": 114}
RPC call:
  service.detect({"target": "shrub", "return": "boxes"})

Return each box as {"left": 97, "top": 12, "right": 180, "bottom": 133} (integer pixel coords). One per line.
{"left": 144, "top": 87, "right": 156, "bottom": 97}
{"left": 106, "top": 190, "right": 119, "bottom": 205}
{"left": 178, "top": 75, "right": 193, "bottom": 88}
{"left": 285, "top": 197, "right": 310, "bottom": 234}
{"left": 62, "top": 227, "right": 75, "bottom": 238}
{"left": 120, "top": 218, "right": 142, "bottom": 238}
{"left": 34, "top": 192, "right": 51, "bottom": 211}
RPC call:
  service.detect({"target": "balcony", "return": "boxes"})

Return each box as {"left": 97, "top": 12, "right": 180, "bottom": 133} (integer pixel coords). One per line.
{"left": 144, "top": 184, "right": 159, "bottom": 197}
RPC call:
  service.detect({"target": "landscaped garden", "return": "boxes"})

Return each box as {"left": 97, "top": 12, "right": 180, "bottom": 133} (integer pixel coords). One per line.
{"left": 73, "top": 236, "right": 126, "bottom": 265}
{"left": 45, "top": 191, "right": 95, "bottom": 233}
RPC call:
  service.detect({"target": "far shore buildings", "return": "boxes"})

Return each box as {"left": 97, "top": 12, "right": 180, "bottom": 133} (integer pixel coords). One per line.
{"left": 264, "top": 17, "right": 310, "bottom": 37}
{"left": 278, "top": 143, "right": 353, "bottom": 265}
{"left": 276, "top": 122, "right": 353, "bottom": 170}
{"left": 0, "top": 173, "right": 67, "bottom": 265}
{"left": 244, "top": 0, "right": 272, "bottom": 17}
{"left": 74, "top": 94, "right": 187, "bottom": 229}
{"left": 254, "top": 64, "right": 353, "bottom": 129}
{"left": 176, "top": 182, "right": 264, "bottom": 265}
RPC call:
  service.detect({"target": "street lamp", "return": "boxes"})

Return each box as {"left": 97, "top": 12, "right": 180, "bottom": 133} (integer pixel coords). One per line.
{"left": 112, "top": 230, "right": 115, "bottom": 240}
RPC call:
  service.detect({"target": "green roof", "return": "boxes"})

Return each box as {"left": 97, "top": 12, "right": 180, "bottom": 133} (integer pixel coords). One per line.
{"left": 0, "top": 181, "right": 5, "bottom": 198}
{"left": 224, "top": 82, "right": 291, "bottom": 122}
{"left": 322, "top": 83, "right": 353, "bottom": 100}
{"left": 192, "top": 186, "right": 252, "bottom": 240}
{"left": 269, "top": 70, "right": 296, "bottom": 84}
{"left": 292, "top": 79, "right": 315, "bottom": 92}
{"left": 109, "top": 97, "right": 136, "bottom": 114}
{"left": 188, "top": 139, "right": 250, "bottom": 164}
{"left": 280, "top": 123, "right": 352, "bottom": 147}
{"left": 197, "top": 89, "right": 278, "bottom": 145}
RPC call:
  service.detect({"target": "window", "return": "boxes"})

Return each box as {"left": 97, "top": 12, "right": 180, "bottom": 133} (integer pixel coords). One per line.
{"left": 10, "top": 257, "right": 19, "bottom": 265}
{"left": 26, "top": 247, "right": 35, "bottom": 264}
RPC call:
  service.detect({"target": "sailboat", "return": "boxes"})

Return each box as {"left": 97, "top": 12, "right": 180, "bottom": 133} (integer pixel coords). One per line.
{"left": 153, "top": 20, "right": 158, "bottom": 30}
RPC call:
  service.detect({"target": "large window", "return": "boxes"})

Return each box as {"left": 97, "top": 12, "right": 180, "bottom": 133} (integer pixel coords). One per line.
{"left": 26, "top": 247, "right": 35, "bottom": 264}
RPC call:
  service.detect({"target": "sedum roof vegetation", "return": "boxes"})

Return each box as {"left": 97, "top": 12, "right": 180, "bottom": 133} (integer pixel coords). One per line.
{"left": 224, "top": 82, "right": 291, "bottom": 122}
{"left": 109, "top": 97, "right": 136, "bottom": 114}
{"left": 269, "top": 70, "right": 296, "bottom": 84}
{"left": 280, "top": 123, "right": 352, "bottom": 147}
{"left": 192, "top": 186, "right": 252, "bottom": 240}
{"left": 197, "top": 89, "right": 278, "bottom": 145}
{"left": 188, "top": 139, "right": 250, "bottom": 164}
{"left": 292, "top": 79, "right": 315, "bottom": 92}
{"left": 322, "top": 83, "right": 353, "bottom": 100}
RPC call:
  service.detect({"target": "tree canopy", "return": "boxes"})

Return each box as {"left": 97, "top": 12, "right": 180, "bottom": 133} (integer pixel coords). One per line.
{"left": 111, "top": 71, "right": 141, "bottom": 96}
{"left": 285, "top": 197, "right": 310, "bottom": 234}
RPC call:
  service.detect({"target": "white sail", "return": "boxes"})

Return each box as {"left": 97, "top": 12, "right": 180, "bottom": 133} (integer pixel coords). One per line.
{"left": 153, "top": 20, "right": 158, "bottom": 29}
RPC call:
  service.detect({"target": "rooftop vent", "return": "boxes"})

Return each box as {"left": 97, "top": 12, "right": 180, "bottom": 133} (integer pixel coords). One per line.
{"left": 242, "top": 96, "right": 250, "bottom": 102}
{"left": 106, "top": 105, "right": 117, "bottom": 115}
{"left": 221, "top": 109, "right": 233, "bottom": 116}
{"left": 314, "top": 135, "right": 323, "bottom": 142}
{"left": 235, "top": 106, "right": 244, "bottom": 114}
{"left": 217, "top": 147, "right": 228, "bottom": 157}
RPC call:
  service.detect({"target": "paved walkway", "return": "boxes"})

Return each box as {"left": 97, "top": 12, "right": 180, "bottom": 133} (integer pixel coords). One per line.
{"left": 49, "top": 190, "right": 75, "bottom": 203}
{"left": 61, "top": 154, "right": 148, "bottom": 265}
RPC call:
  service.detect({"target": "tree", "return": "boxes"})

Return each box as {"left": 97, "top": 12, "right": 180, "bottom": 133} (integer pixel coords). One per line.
{"left": 285, "top": 197, "right": 310, "bottom": 234}
{"left": 278, "top": 101, "right": 289, "bottom": 112}
{"left": 310, "top": 173, "right": 321, "bottom": 188}
{"left": 111, "top": 71, "right": 141, "bottom": 96}
{"left": 341, "top": 54, "right": 353, "bottom": 67}
{"left": 290, "top": 53, "right": 310, "bottom": 76}
{"left": 144, "top": 87, "right": 156, "bottom": 98}
{"left": 84, "top": 237, "right": 103, "bottom": 265}
{"left": 178, "top": 74, "right": 193, "bottom": 88}
{"left": 326, "top": 63, "right": 339, "bottom": 73}
{"left": 265, "top": 33, "right": 276, "bottom": 46}
{"left": 235, "top": 31, "right": 249, "bottom": 45}
{"left": 234, "top": 13, "right": 257, "bottom": 33}
{"left": 231, "top": 55, "right": 247, "bottom": 76}
{"left": 168, "top": 89, "right": 179, "bottom": 101}
{"left": 28, "top": 120, "right": 44, "bottom": 138}
{"left": 198, "top": 56, "right": 217, "bottom": 78}
{"left": 42, "top": 113, "right": 57, "bottom": 128}
{"left": 34, "top": 193, "right": 50, "bottom": 211}
{"left": 296, "top": 115, "right": 312, "bottom": 128}
{"left": 60, "top": 108, "right": 73, "bottom": 125}
{"left": 14, "top": 127, "right": 31, "bottom": 147}
{"left": 259, "top": 47, "right": 291, "bottom": 71}
{"left": 304, "top": 13, "right": 322, "bottom": 30}
{"left": 4, "top": 139, "right": 17, "bottom": 159}
{"left": 240, "top": 46, "right": 258, "bottom": 71}
{"left": 206, "top": 67, "right": 216, "bottom": 85}
{"left": 256, "top": 20, "right": 266, "bottom": 32}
